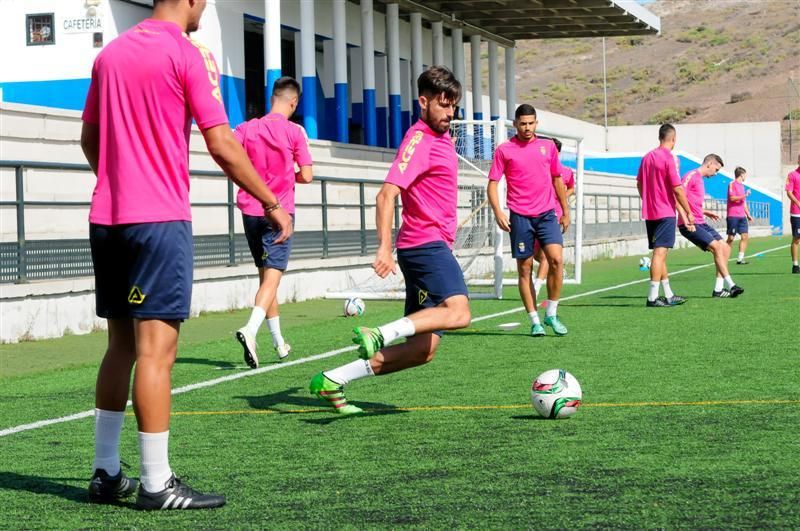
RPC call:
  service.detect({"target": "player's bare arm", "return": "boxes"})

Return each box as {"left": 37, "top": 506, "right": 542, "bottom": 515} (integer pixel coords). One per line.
{"left": 487, "top": 180, "right": 510, "bottom": 232}
{"left": 80, "top": 122, "right": 100, "bottom": 176}
{"left": 295, "top": 165, "right": 313, "bottom": 184}
{"left": 374, "top": 182, "right": 401, "bottom": 278}
{"left": 553, "top": 175, "right": 570, "bottom": 232}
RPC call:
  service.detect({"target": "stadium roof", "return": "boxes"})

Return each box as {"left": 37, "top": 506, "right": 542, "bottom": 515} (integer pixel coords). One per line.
{"left": 385, "top": 0, "right": 661, "bottom": 47}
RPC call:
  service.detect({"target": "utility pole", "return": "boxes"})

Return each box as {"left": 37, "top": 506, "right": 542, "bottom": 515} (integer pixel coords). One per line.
{"left": 603, "top": 37, "right": 608, "bottom": 152}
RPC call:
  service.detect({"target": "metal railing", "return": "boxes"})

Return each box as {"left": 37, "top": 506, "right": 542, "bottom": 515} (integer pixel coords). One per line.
{"left": 0, "top": 161, "right": 771, "bottom": 284}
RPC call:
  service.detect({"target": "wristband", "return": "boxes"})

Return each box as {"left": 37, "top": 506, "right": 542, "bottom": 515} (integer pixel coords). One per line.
{"left": 263, "top": 202, "right": 282, "bottom": 214}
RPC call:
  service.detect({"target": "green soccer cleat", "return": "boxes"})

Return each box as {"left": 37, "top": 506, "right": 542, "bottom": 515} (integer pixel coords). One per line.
{"left": 543, "top": 315, "right": 568, "bottom": 336}
{"left": 530, "top": 323, "right": 546, "bottom": 337}
{"left": 309, "top": 373, "right": 363, "bottom": 415}
{"left": 352, "top": 327, "right": 384, "bottom": 360}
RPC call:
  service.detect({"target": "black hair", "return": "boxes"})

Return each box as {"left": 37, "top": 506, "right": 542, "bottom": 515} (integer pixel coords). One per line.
{"left": 272, "top": 76, "right": 301, "bottom": 98}
{"left": 658, "top": 123, "right": 676, "bottom": 141}
{"left": 417, "top": 66, "right": 462, "bottom": 102}
{"left": 734, "top": 166, "right": 747, "bottom": 178}
{"left": 515, "top": 104, "right": 537, "bottom": 120}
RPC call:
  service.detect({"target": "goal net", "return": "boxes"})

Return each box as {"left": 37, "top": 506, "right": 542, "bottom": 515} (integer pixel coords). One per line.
{"left": 326, "top": 118, "right": 585, "bottom": 300}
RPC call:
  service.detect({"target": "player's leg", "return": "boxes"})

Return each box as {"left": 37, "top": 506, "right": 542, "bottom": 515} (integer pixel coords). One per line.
{"left": 647, "top": 246, "right": 670, "bottom": 306}
{"left": 792, "top": 235, "right": 800, "bottom": 274}
{"left": 737, "top": 221, "right": 749, "bottom": 264}
{"left": 533, "top": 242, "right": 547, "bottom": 298}
{"left": 708, "top": 237, "right": 742, "bottom": 297}
{"left": 507, "top": 213, "right": 543, "bottom": 335}
{"left": 541, "top": 243, "right": 568, "bottom": 335}
{"left": 237, "top": 215, "right": 293, "bottom": 366}
{"left": 87, "top": 224, "right": 139, "bottom": 502}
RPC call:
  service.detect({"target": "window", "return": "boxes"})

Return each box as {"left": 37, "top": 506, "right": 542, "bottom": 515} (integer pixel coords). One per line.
{"left": 27, "top": 13, "right": 55, "bottom": 46}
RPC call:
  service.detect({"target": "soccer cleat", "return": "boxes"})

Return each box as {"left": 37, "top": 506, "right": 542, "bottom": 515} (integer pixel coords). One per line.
{"left": 665, "top": 295, "right": 687, "bottom": 306}
{"left": 275, "top": 343, "right": 291, "bottom": 360}
{"left": 793, "top": 265, "right": 800, "bottom": 274}
{"left": 543, "top": 315, "right": 568, "bottom": 336}
{"left": 309, "top": 372, "right": 363, "bottom": 415}
{"left": 530, "top": 323, "right": 546, "bottom": 337}
{"left": 136, "top": 475, "right": 225, "bottom": 510}
{"left": 352, "top": 327, "right": 384, "bottom": 360}
{"left": 88, "top": 468, "right": 138, "bottom": 503}
{"left": 646, "top": 297, "right": 670, "bottom": 307}
{"left": 712, "top": 289, "right": 731, "bottom": 298}
{"left": 728, "top": 285, "right": 744, "bottom": 298}
{"left": 236, "top": 328, "right": 259, "bottom": 369}
{"left": 736, "top": 260, "right": 749, "bottom": 265}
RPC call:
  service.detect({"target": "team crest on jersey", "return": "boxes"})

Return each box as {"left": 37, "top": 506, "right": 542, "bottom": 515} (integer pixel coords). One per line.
{"left": 128, "top": 286, "right": 146, "bottom": 305}
{"left": 418, "top": 289, "right": 428, "bottom": 305}
{"left": 540, "top": 145, "right": 547, "bottom": 156}
{"left": 398, "top": 131, "right": 424, "bottom": 174}
{"left": 262, "top": 250, "right": 268, "bottom": 262}
{"left": 518, "top": 242, "right": 525, "bottom": 253}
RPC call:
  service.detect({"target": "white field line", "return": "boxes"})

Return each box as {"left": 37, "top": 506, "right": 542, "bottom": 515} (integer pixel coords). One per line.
{"left": 0, "top": 244, "right": 789, "bottom": 438}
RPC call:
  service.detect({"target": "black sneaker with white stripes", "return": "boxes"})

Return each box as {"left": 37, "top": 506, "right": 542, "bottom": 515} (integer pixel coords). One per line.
{"left": 712, "top": 289, "right": 731, "bottom": 298}
{"left": 136, "top": 475, "right": 225, "bottom": 510}
{"left": 728, "top": 285, "right": 744, "bottom": 297}
{"left": 88, "top": 468, "right": 138, "bottom": 503}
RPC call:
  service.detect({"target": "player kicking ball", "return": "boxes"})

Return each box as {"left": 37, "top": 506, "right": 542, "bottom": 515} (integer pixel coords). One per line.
{"left": 309, "top": 66, "right": 471, "bottom": 415}
{"left": 487, "top": 105, "right": 570, "bottom": 337}
{"left": 725, "top": 166, "right": 753, "bottom": 265}
{"left": 235, "top": 77, "right": 313, "bottom": 368}
{"left": 678, "top": 155, "right": 744, "bottom": 298}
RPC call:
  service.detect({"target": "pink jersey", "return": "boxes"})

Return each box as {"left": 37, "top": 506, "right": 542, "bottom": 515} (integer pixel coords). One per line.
{"left": 636, "top": 146, "right": 682, "bottom": 220}
{"left": 679, "top": 169, "right": 705, "bottom": 226}
{"left": 82, "top": 19, "right": 228, "bottom": 225}
{"left": 554, "top": 166, "right": 575, "bottom": 218}
{"left": 727, "top": 180, "right": 746, "bottom": 217}
{"left": 384, "top": 120, "right": 459, "bottom": 249}
{"left": 488, "top": 136, "right": 561, "bottom": 217}
{"left": 787, "top": 168, "right": 800, "bottom": 216}
{"left": 234, "top": 114, "right": 312, "bottom": 216}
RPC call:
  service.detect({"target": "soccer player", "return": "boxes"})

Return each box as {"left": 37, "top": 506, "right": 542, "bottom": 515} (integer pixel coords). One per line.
{"left": 234, "top": 77, "right": 313, "bottom": 368}
{"left": 533, "top": 138, "right": 574, "bottom": 299}
{"left": 309, "top": 66, "right": 470, "bottom": 415}
{"left": 678, "top": 155, "right": 744, "bottom": 297}
{"left": 487, "top": 105, "right": 570, "bottom": 337}
{"left": 636, "top": 124, "right": 695, "bottom": 307}
{"left": 787, "top": 154, "right": 800, "bottom": 274}
{"left": 80, "top": 0, "right": 291, "bottom": 510}
{"left": 726, "top": 166, "right": 753, "bottom": 264}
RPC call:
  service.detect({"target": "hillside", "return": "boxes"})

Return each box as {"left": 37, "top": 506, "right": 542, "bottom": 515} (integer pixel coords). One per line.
{"left": 474, "top": 0, "right": 800, "bottom": 162}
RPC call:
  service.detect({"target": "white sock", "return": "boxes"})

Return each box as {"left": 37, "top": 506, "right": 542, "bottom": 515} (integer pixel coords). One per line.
{"left": 794, "top": 260, "right": 799, "bottom": 266}
{"left": 139, "top": 431, "right": 172, "bottom": 493}
{"left": 324, "top": 359, "right": 374, "bottom": 386}
{"left": 661, "top": 280, "right": 674, "bottom": 299}
{"left": 648, "top": 281, "right": 660, "bottom": 301}
{"left": 714, "top": 277, "right": 724, "bottom": 292}
{"left": 533, "top": 278, "right": 544, "bottom": 296}
{"left": 528, "top": 311, "right": 540, "bottom": 325}
{"left": 378, "top": 317, "right": 416, "bottom": 345}
{"left": 93, "top": 409, "right": 124, "bottom": 476}
{"left": 738, "top": 252, "right": 744, "bottom": 261}
{"left": 244, "top": 306, "right": 266, "bottom": 337}
{"left": 545, "top": 300, "right": 559, "bottom": 317}
{"left": 724, "top": 275, "right": 735, "bottom": 289}
{"left": 266, "top": 316, "right": 284, "bottom": 347}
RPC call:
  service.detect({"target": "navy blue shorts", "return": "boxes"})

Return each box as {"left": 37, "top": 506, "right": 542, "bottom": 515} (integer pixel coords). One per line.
{"left": 645, "top": 217, "right": 677, "bottom": 249}
{"left": 242, "top": 213, "right": 294, "bottom": 271}
{"left": 680, "top": 223, "right": 722, "bottom": 252}
{"left": 509, "top": 209, "right": 563, "bottom": 259}
{"left": 397, "top": 241, "right": 468, "bottom": 337}
{"left": 90, "top": 221, "right": 193, "bottom": 320}
{"left": 726, "top": 216, "right": 748, "bottom": 236}
{"left": 791, "top": 217, "right": 800, "bottom": 238}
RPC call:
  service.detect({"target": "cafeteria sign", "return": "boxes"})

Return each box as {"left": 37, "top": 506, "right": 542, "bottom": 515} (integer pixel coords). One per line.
{"left": 62, "top": 15, "right": 103, "bottom": 34}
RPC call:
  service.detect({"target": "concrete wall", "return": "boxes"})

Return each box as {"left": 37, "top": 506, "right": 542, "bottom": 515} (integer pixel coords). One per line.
{"left": 607, "top": 122, "right": 783, "bottom": 197}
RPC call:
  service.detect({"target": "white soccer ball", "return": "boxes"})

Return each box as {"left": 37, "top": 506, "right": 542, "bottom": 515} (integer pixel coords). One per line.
{"left": 639, "top": 256, "right": 651, "bottom": 270}
{"left": 343, "top": 297, "right": 365, "bottom": 317}
{"left": 530, "top": 369, "right": 583, "bottom": 419}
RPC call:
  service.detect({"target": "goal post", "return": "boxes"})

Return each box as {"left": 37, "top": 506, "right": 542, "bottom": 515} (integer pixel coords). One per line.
{"left": 325, "top": 118, "right": 585, "bottom": 300}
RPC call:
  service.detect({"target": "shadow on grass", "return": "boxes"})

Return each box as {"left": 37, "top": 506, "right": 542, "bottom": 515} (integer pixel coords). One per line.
{"left": 510, "top": 414, "right": 551, "bottom": 421}
{"left": 445, "top": 330, "right": 531, "bottom": 338}
{"left": 235, "top": 387, "right": 406, "bottom": 425}
{"left": 0, "top": 472, "right": 90, "bottom": 504}
{"left": 175, "top": 357, "right": 240, "bottom": 369}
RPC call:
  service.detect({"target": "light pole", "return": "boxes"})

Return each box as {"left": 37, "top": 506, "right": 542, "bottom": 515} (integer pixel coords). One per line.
{"left": 603, "top": 37, "right": 608, "bottom": 152}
